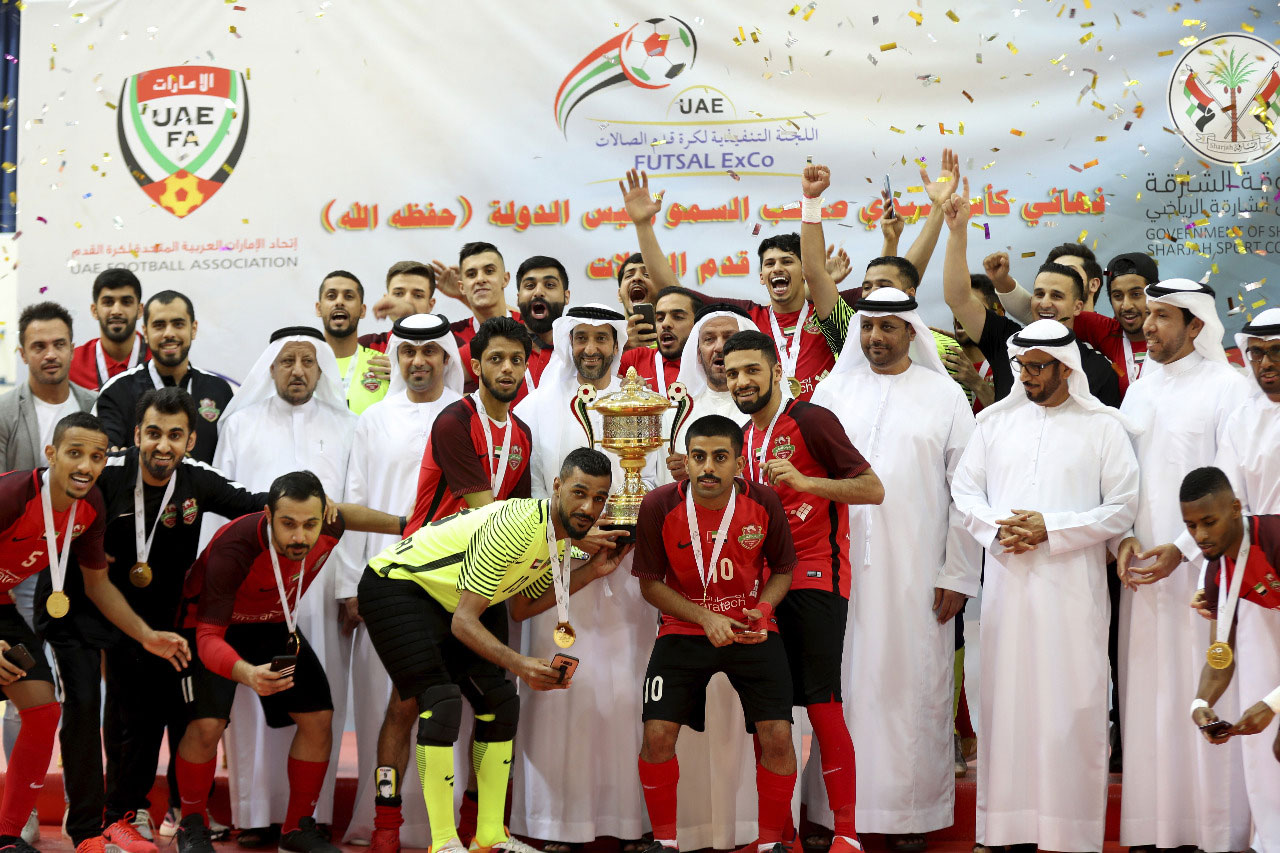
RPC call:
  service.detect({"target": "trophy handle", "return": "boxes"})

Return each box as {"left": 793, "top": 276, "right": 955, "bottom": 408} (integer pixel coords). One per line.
{"left": 667, "top": 381, "right": 692, "bottom": 455}
{"left": 572, "top": 384, "right": 597, "bottom": 447}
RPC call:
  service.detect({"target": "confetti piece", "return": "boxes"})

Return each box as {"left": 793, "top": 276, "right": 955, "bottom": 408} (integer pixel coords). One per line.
{"left": 889, "top": 125, "right": 905, "bottom": 134}
{"left": 880, "top": 42, "right": 896, "bottom": 51}
{"left": 1157, "top": 49, "right": 1173, "bottom": 57}
{"left": 908, "top": 11, "right": 922, "bottom": 25}
{"left": 1079, "top": 32, "right": 1093, "bottom": 44}
{"left": 983, "top": 223, "right": 990, "bottom": 239}
{"left": 1078, "top": 229, "right": 1088, "bottom": 242}
{"left": 1242, "top": 22, "right": 1254, "bottom": 33}
{"left": 976, "top": 53, "right": 982, "bottom": 63}
{"left": 906, "top": 185, "right": 924, "bottom": 192}
{"left": 946, "top": 9, "right": 959, "bottom": 22}
{"left": 650, "top": 139, "right": 666, "bottom": 147}
{"left": 104, "top": 101, "right": 116, "bottom": 110}
{"left": 1253, "top": 299, "right": 1267, "bottom": 308}
{"left": 1091, "top": 101, "right": 1106, "bottom": 110}
{"left": 727, "top": 170, "right": 741, "bottom": 181}
{"left": 1069, "top": 164, "right": 1083, "bottom": 173}
{"left": 1009, "top": 128, "right": 1024, "bottom": 136}
{"left": 866, "top": 53, "right": 877, "bottom": 65}
{"left": 1021, "top": 251, "right": 1036, "bottom": 258}
{"left": 1094, "top": 136, "right": 1108, "bottom": 142}
{"left": 752, "top": 223, "right": 761, "bottom": 236}
{"left": 39, "top": 287, "right": 47, "bottom": 293}
{"left": 1082, "top": 159, "right": 1099, "bottom": 169}
{"left": 1178, "top": 36, "right": 1196, "bottom": 46}
{"left": 1006, "top": 41, "right": 1018, "bottom": 55}
{"left": 962, "top": 90, "right": 974, "bottom": 102}
{"left": 36, "top": 216, "right": 46, "bottom": 224}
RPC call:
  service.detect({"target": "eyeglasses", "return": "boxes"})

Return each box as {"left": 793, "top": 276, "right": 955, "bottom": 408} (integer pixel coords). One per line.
{"left": 1010, "top": 356, "right": 1060, "bottom": 376}
{"left": 1245, "top": 344, "right": 1280, "bottom": 364}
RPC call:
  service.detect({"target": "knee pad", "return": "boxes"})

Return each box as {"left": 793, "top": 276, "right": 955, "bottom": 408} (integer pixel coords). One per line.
{"left": 415, "top": 684, "right": 462, "bottom": 747}
{"left": 473, "top": 679, "right": 519, "bottom": 743}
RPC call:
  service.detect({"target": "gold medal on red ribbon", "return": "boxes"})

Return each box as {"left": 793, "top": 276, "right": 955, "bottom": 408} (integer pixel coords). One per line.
{"left": 1206, "top": 641, "right": 1233, "bottom": 670}
{"left": 553, "top": 622, "right": 576, "bottom": 648}
{"left": 787, "top": 377, "right": 802, "bottom": 397}
{"left": 129, "top": 561, "right": 153, "bottom": 588}
{"left": 46, "top": 590, "right": 70, "bottom": 619}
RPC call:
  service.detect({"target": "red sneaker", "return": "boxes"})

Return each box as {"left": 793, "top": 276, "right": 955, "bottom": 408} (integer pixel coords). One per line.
{"left": 104, "top": 816, "right": 159, "bottom": 853}
{"left": 76, "top": 837, "right": 109, "bottom": 853}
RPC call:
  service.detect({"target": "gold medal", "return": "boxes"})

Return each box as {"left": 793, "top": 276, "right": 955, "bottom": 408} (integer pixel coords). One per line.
{"left": 46, "top": 590, "right": 70, "bottom": 619}
{"left": 1206, "top": 641, "right": 1233, "bottom": 670}
{"left": 787, "top": 376, "right": 802, "bottom": 397}
{"left": 129, "top": 561, "right": 153, "bottom": 588}
{"left": 553, "top": 622, "right": 576, "bottom": 649}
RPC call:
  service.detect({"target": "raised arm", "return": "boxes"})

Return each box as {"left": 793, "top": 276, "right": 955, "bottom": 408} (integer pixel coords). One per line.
{"left": 799, "top": 163, "right": 840, "bottom": 320}
{"left": 336, "top": 503, "right": 405, "bottom": 537}
{"left": 941, "top": 177, "right": 987, "bottom": 342}
{"left": 902, "top": 147, "right": 958, "bottom": 279}
{"left": 984, "top": 251, "right": 1034, "bottom": 324}
{"left": 620, "top": 170, "right": 680, "bottom": 292}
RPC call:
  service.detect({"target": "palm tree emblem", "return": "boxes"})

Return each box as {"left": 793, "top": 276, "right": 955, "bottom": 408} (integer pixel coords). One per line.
{"left": 1208, "top": 48, "right": 1257, "bottom": 142}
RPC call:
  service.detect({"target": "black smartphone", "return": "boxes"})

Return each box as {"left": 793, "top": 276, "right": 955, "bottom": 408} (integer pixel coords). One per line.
{"left": 550, "top": 653, "right": 579, "bottom": 684}
{"left": 633, "top": 302, "right": 657, "bottom": 336}
{"left": 883, "top": 174, "right": 896, "bottom": 219}
{"left": 1198, "top": 718, "right": 1232, "bottom": 738}
{"left": 3, "top": 644, "right": 36, "bottom": 671}
{"left": 269, "top": 655, "right": 297, "bottom": 676}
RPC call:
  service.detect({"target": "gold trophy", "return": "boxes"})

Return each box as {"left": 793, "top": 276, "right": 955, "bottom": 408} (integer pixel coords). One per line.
{"left": 572, "top": 367, "right": 693, "bottom": 540}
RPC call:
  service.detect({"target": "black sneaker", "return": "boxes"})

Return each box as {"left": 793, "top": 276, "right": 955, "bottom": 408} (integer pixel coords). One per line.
{"left": 640, "top": 843, "right": 678, "bottom": 853}
{"left": 278, "top": 818, "right": 339, "bottom": 853}
{"left": 176, "top": 816, "right": 215, "bottom": 853}
{"left": 0, "top": 836, "right": 40, "bottom": 853}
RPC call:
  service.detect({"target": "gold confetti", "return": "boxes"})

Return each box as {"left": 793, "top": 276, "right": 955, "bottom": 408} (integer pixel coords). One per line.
{"left": 1178, "top": 36, "right": 1197, "bottom": 46}
{"left": 104, "top": 101, "right": 116, "bottom": 110}
{"left": 1157, "top": 49, "right": 1174, "bottom": 57}
{"left": 1021, "top": 251, "right": 1036, "bottom": 258}
{"left": 908, "top": 10, "right": 922, "bottom": 25}
{"left": 1078, "top": 229, "right": 1088, "bottom": 242}
{"left": 889, "top": 126, "right": 905, "bottom": 134}
{"left": 946, "top": 9, "right": 959, "bottom": 21}
{"left": 1082, "top": 159, "right": 1099, "bottom": 168}
{"left": 1091, "top": 101, "right": 1106, "bottom": 110}
{"left": 1006, "top": 41, "right": 1018, "bottom": 54}
{"left": 906, "top": 185, "right": 924, "bottom": 192}
{"left": 1094, "top": 136, "right": 1107, "bottom": 141}
{"left": 1080, "top": 32, "right": 1093, "bottom": 44}
{"left": 880, "top": 42, "right": 897, "bottom": 51}
{"left": 962, "top": 90, "right": 974, "bottom": 102}
{"left": 1009, "top": 128, "right": 1024, "bottom": 136}
{"left": 1241, "top": 23, "right": 1254, "bottom": 33}
{"left": 1182, "top": 19, "right": 1202, "bottom": 26}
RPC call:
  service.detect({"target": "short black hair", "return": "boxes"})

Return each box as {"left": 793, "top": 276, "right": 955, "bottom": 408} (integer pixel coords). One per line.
{"left": 615, "top": 252, "right": 645, "bottom": 285}
{"left": 144, "top": 290, "right": 195, "bottom": 324}
{"left": 459, "top": 241, "right": 504, "bottom": 267}
{"left": 1037, "top": 262, "right": 1085, "bottom": 301}
{"left": 319, "top": 270, "right": 364, "bottom": 301}
{"left": 721, "top": 330, "right": 779, "bottom": 368}
{"left": 385, "top": 260, "right": 437, "bottom": 297}
{"left": 470, "top": 316, "right": 533, "bottom": 361}
{"left": 18, "top": 301, "right": 73, "bottom": 346}
{"left": 93, "top": 268, "right": 142, "bottom": 301}
{"left": 1179, "top": 466, "right": 1235, "bottom": 503}
{"left": 516, "top": 255, "right": 569, "bottom": 290}
{"left": 654, "top": 285, "right": 704, "bottom": 314}
{"left": 685, "top": 414, "right": 744, "bottom": 457}
{"left": 757, "top": 233, "right": 801, "bottom": 262}
{"left": 1046, "top": 243, "right": 1103, "bottom": 288}
{"left": 52, "top": 411, "right": 106, "bottom": 447}
{"left": 134, "top": 386, "right": 198, "bottom": 432}
{"left": 558, "top": 447, "right": 611, "bottom": 481}
{"left": 866, "top": 256, "right": 921, "bottom": 291}
{"left": 969, "top": 273, "right": 999, "bottom": 308}
{"left": 267, "top": 470, "right": 327, "bottom": 514}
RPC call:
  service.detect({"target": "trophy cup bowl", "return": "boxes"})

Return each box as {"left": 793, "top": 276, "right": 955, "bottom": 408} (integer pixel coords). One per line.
{"left": 572, "top": 367, "right": 692, "bottom": 543}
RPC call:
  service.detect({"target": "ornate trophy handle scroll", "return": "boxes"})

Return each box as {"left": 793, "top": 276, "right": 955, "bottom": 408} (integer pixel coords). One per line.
{"left": 667, "top": 381, "right": 692, "bottom": 455}
{"left": 572, "top": 384, "right": 597, "bottom": 447}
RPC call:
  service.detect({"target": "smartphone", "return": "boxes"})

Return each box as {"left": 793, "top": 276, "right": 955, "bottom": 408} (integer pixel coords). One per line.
{"left": 269, "top": 655, "right": 297, "bottom": 676}
{"left": 550, "top": 653, "right": 579, "bottom": 684}
{"left": 598, "top": 522, "right": 636, "bottom": 546}
{"left": 1198, "top": 719, "right": 1232, "bottom": 738}
{"left": 3, "top": 644, "right": 36, "bottom": 671}
{"left": 633, "top": 302, "right": 657, "bottom": 336}
{"left": 883, "top": 175, "right": 896, "bottom": 219}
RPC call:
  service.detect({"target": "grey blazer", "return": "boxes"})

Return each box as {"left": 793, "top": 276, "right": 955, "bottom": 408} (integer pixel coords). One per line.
{"left": 0, "top": 382, "right": 98, "bottom": 472}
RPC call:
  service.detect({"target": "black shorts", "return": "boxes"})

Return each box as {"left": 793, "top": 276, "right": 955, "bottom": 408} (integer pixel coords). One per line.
{"left": 0, "top": 604, "right": 54, "bottom": 686}
{"left": 642, "top": 632, "right": 793, "bottom": 734}
{"left": 775, "top": 589, "right": 848, "bottom": 706}
{"left": 180, "top": 623, "right": 332, "bottom": 728}
{"left": 358, "top": 568, "right": 509, "bottom": 703}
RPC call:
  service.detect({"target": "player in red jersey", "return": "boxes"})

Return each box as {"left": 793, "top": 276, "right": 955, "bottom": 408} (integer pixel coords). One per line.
{"left": 69, "top": 270, "right": 149, "bottom": 391}
{"left": 407, "top": 317, "right": 533, "bottom": 530}
{"left": 617, "top": 286, "right": 703, "bottom": 396}
{"left": 723, "top": 331, "right": 884, "bottom": 853}
{"left": 171, "top": 471, "right": 403, "bottom": 853}
{"left": 632, "top": 415, "right": 799, "bottom": 853}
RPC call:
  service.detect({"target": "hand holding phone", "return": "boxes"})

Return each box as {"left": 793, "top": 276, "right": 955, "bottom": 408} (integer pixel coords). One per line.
{"left": 4, "top": 643, "right": 36, "bottom": 672}
{"left": 550, "top": 653, "right": 579, "bottom": 685}
{"left": 1198, "top": 718, "right": 1233, "bottom": 739}
{"left": 883, "top": 175, "right": 896, "bottom": 219}
{"left": 269, "top": 655, "right": 297, "bottom": 677}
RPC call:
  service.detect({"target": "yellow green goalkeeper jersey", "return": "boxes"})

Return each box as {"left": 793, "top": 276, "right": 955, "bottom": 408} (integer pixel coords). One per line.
{"left": 367, "top": 498, "right": 566, "bottom": 613}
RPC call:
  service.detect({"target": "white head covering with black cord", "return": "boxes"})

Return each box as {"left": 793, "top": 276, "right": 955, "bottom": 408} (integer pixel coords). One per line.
{"left": 1145, "top": 278, "right": 1228, "bottom": 364}
{"left": 385, "top": 313, "right": 464, "bottom": 396}
{"left": 818, "top": 287, "right": 949, "bottom": 384}
{"left": 219, "top": 325, "right": 348, "bottom": 425}
{"left": 1234, "top": 306, "right": 1280, "bottom": 356}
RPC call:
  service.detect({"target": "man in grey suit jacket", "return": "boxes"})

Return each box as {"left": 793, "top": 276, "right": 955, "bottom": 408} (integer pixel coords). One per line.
{"left": 0, "top": 300, "right": 96, "bottom": 843}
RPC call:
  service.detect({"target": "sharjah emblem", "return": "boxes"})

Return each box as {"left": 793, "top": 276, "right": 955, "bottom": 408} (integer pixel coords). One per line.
{"left": 1168, "top": 32, "right": 1279, "bottom": 165}
{"left": 117, "top": 65, "right": 250, "bottom": 217}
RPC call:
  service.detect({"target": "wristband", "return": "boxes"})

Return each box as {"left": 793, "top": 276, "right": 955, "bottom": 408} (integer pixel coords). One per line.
{"left": 399, "top": 515, "right": 407, "bottom": 536}
{"left": 1264, "top": 685, "right": 1280, "bottom": 715}
{"left": 1189, "top": 697, "right": 1209, "bottom": 716}
{"left": 800, "top": 195, "right": 824, "bottom": 224}
{"left": 755, "top": 600, "right": 774, "bottom": 621}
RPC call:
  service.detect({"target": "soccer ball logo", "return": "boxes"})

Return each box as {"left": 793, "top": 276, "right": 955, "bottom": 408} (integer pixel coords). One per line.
{"left": 554, "top": 16, "right": 698, "bottom": 134}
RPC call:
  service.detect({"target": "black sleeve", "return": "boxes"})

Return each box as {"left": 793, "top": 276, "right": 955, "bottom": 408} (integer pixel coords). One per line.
{"left": 977, "top": 310, "right": 1020, "bottom": 401}
{"left": 192, "top": 462, "right": 270, "bottom": 520}
{"left": 1082, "top": 347, "right": 1122, "bottom": 408}
{"left": 94, "top": 381, "right": 135, "bottom": 450}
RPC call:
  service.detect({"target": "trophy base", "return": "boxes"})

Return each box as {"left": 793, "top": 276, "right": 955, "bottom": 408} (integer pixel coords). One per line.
{"left": 598, "top": 522, "right": 637, "bottom": 545}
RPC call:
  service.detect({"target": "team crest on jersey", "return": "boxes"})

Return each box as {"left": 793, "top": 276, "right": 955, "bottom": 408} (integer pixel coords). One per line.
{"left": 737, "top": 523, "right": 764, "bottom": 550}
{"left": 71, "top": 523, "right": 86, "bottom": 538}
{"left": 361, "top": 376, "right": 382, "bottom": 392}
{"left": 507, "top": 444, "right": 523, "bottom": 471}
{"left": 199, "top": 398, "right": 221, "bottom": 422}
{"left": 803, "top": 315, "right": 822, "bottom": 334}
{"left": 772, "top": 435, "right": 795, "bottom": 460}
{"left": 161, "top": 503, "right": 178, "bottom": 527}
{"left": 1266, "top": 572, "right": 1280, "bottom": 592}
{"left": 182, "top": 497, "right": 199, "bottom": 525}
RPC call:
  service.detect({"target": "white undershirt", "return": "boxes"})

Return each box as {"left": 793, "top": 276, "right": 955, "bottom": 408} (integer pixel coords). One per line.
{"left": 33, "top": 394, "right": 81, "bottom": 450}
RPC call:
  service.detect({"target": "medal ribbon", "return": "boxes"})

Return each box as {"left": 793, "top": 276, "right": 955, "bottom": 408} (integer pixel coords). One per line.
{"left": 40, "top": 471, "right": 77, "bottom": 597}
{"left": 1122, "top": 336, "right": 1143, "bottom": 384}
{"left": 95, "top": 335, "right": 142, "bottom": 387}
{"left": 472, "top": 392, "right": 513, "bottom": 496}
{"left": 546, "top": 500, "right": 573, "bottom": 626}
{"left": 685, "top": 480, "right": 737, "bottom": 603}
{"left": 1214, "top": 523, "right": 1252, "bottom": 645}
{"left": 767, "top": 302, "right": 809, "bottom": 387}
{"left": 339, "top": 351, "right": 361, "bottom": 392}
{"left": 745, "top": 402, "right": 786, "bottom": 484}
{"left": 133, "top": 465, "right": 178, "bottom": 566}
{"left": 652, "top": 349, "right": 668, "bottom": 397}
{"left": 266, "top": 524, "right": 305, "bottom": 636}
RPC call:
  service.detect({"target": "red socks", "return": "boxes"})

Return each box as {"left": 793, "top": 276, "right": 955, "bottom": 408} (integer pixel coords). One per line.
{"left": 176, "top": 754, "right": 217, "bottom": 823}
{"left": 807, "top": 701, "right": 857, "bottom": 838}
{"left": 283, "top": 757, "right": 328, "bottom": 834}
{"left": 374, "top": 802, "right": 403, "bottom": 831}
{"left": 756, "top": 763, "right": 797, "bottom": 845}
{"left": 0, "top": 703, "right": 59, "bottom": 836}
{"left": 638, "top": 756, "right": 679, "bottom": 843}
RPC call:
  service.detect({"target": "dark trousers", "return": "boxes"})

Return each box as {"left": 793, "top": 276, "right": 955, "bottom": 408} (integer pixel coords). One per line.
{"left": 1107, "top": 560, "right": 1122, "bottom": 750}
{"left": 50, "top": 641, "right": 105, "bottom": 846}
{"left": 103, "top": 642, "right": 188, "bottom": 824}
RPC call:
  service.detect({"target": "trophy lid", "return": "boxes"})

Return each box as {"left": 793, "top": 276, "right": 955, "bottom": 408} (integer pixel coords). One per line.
{"left": 588, "top": 367, "right": 675, "bottom": 416}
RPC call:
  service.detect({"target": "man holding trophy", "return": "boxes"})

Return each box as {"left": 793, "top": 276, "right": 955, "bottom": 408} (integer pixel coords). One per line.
{"left": 357, "top": 447, "right": 626, "bottom": 853}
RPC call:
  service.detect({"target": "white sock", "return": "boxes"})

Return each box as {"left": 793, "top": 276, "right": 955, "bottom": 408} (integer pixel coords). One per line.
{"left": 834, "top": 837, "right": 861, "bottom": 850}
{"left": 655, "top": 840, "right": 677, "bottom": 851}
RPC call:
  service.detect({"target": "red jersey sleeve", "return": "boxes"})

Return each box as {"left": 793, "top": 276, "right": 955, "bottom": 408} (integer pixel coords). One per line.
{"left": 791, "top": 401, "right": 871, "bottom": 479}
{"left": 432, "top": 400, "right": 490, "bottom": 498}
{"left": 195, "top": 517, "right": 263, "bottom": 627}
{"left": 507, "top": 415, "right": 533, "bottom": 500}
{"left": 750, "top": 481, "right": 797, "bottom": 574}
{"left": 632, "top": 484, "right": 680, "bottom": 580}
{"left": 70, "top": 488, "right": 108, "bottom": 571}
{"left": 1071, "top": 311, "right": 1119, "bottom": 351}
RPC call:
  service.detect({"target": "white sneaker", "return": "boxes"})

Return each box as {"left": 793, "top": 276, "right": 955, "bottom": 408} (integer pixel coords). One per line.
{"left": 469, "top": 837, "right": 541, "bottom": 853}
{"left": 157, "top": 808, "right": 179, "bottom": 840}
{"left": 206, "top": 814, "right": 230, "bottom": 842}
{"left": 430, "top": 839, "right": 468, "bottom": 853}
{"left": 20, "top": 809, "right": 39, "bottom": 844}
{"left": 131, "top": 810, "right": 155, "bottom": 843}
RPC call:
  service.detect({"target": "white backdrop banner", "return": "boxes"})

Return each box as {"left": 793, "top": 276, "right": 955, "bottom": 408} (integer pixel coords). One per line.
{"left": 15, "top": 0, "right": 1278, "bottom": 382}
